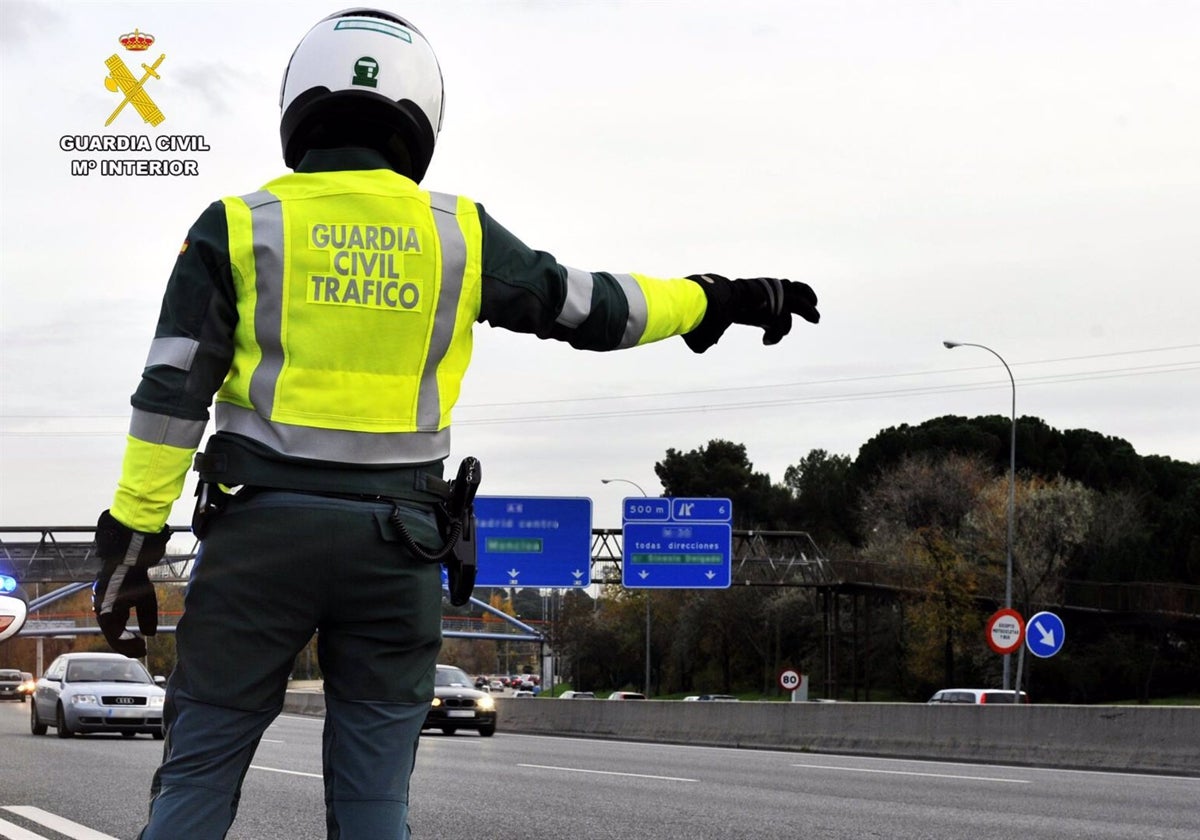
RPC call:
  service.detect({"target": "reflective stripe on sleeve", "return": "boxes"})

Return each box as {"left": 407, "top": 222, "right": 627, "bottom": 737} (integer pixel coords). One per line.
{"left": 556, "top": 266, "right": 594, "bottom": 328}
{"left": 128, "top": 408, "right": 207, "bottom": 449}
{"left": 612, "top": 273, "right": 648, "bottom": 348}
{"left": 144, "top": 336, "right": 199, "bottom": 371}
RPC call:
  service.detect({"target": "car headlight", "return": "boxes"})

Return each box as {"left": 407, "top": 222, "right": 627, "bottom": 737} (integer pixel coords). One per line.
{"left": 430, "top": 697, "right": 442, "bottom": 708}
{"left": 71, "top": 694, "right": 98, "bottom": 705}
{"left": 148, "top": 696, "right": 165, "bottom": 708}
{"left": 477, "top": 694, "right": 495, "bottom": 711}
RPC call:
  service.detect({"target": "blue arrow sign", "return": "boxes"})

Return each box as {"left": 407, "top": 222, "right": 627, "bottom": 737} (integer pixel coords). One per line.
{"left": 621, "top": 497, "right": 732, "bottom": 590}
{"left": 1025, "top": 610, "right": 1066, "bottom": 658}
{"left": 670, "top": 497, "right": 732, "bottom": 522}
{"left": 472, "top": 496, "right": 593, "bottom": 588}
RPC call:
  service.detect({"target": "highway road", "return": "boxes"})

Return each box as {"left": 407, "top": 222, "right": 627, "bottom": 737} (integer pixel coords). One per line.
{"left": 1, "top": 698, "right": 1198, "bottom": 839}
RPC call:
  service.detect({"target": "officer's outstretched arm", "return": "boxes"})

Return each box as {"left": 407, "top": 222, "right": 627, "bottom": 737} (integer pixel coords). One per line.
{"left": 681, "top": 274, "right": 820, "bottom": 353}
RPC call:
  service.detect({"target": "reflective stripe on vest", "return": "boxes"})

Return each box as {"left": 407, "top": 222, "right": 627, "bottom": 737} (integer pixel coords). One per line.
{"left": 214, "top": 179, "right": 479, "bottom": 466}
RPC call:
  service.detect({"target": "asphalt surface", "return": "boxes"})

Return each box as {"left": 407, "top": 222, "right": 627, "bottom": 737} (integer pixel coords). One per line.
{"left": 1, "top": 698, "right": 1198, "bottom": 839}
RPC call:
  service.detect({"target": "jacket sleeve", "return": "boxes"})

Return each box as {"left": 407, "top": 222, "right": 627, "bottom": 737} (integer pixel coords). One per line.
{"left": 109, "top": 202, "right": 239, "bottom": 532}
{"left": 475, "top": 204, "right": 707, "bottom": 350}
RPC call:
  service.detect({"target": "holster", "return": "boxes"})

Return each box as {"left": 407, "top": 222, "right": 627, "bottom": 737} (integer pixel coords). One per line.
{"left": 191, "top": 480, "right": 232, "bottom": 539}
{"left": 438, "top": 457, "right": 480, "bottom": 606}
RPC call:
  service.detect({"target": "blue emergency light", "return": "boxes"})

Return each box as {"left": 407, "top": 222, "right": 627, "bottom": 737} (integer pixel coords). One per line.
{"left": 0, "top": 574, "right": 18, "bottom": 594}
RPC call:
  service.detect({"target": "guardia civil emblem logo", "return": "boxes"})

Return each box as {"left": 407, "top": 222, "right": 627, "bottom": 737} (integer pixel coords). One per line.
{"left": 103, "top": 29, "right": 166, "bottom": 126}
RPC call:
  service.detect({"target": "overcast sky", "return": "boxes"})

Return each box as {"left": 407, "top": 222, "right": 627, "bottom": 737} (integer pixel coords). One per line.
{"left": 1, "top": 0, "right": 1197, "bottom": 535}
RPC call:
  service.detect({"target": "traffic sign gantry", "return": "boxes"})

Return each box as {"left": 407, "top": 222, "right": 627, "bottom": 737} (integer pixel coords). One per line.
{"left": 985, "top": 608, "right": 1025, "bottom": 655}
{"left": 472, "top": 496, "right": 593, "bottom": 588}
{"left": 1025, "top": 610, "right": 1066, "bottom": 658}
{"left": 621, "top": 497, "right": 732, "bottom": 589}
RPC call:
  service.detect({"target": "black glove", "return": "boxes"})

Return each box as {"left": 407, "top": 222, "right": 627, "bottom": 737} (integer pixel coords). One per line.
{"left": 92, "top": 510, "right": 170, "bottom": 658}
{"left": 682, "top": 274, "right": 820, "bottom": 353}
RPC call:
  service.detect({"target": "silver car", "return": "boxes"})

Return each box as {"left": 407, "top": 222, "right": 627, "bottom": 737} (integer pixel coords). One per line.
{"left": 31, "top": 652, "right": 166, "bottom": 739}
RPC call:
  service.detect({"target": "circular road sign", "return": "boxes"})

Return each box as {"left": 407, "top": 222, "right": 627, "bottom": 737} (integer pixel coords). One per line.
{"left": 1025, "top": 610, "right": 1066, "bottom": 658}
{"left": 986, "top": 608, "right": 1025, "bottom": 655}
{"left": 779, "top": 669, "right": 801, "bottom": 692}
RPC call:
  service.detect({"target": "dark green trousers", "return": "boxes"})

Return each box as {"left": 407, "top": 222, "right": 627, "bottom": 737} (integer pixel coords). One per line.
{"left": 141, "top": 491, "right": 444, "bottom": 839}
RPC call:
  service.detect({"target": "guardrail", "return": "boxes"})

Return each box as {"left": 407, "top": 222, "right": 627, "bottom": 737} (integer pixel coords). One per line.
{"left": 280, "top": 691, "right": 1200, "bottom": 776}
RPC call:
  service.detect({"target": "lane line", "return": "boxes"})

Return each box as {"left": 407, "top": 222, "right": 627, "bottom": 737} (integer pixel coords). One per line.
{"left": 260, "top": 738, "right": 284, "bottom": 743}
{"left": 841, "top": 753, "right": 1200, "bottom": 782}
{"left": 250, "top": 764, "right": 323, "bottom": 779}
{"left": 517, "top": 763, "right": 697, "bottom": 782}
{"left": 0, "top": 815, "right": 50, "bottom": 840}
{"left": 2, "top": 806, "right": 120, "bottom": 839}
{"left": 790, "top": 763, "right": 1030, "bottom": 784}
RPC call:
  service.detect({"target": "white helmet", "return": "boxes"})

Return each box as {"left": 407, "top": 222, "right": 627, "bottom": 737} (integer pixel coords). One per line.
{"left": 280, "top": 8, "right": 444, "bottom": 181}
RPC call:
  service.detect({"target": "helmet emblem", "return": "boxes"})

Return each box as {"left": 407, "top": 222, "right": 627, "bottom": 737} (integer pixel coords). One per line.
{"left": 352, "top": 56, "right": 379, "bottom": 89}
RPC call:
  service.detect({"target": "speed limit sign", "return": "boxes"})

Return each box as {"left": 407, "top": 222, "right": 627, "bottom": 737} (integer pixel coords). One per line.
{"left": 778, "top": 669, "right": 801, "bottom": 692}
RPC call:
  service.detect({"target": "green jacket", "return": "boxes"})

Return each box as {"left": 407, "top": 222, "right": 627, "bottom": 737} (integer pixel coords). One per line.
{"left": 111, "top": 147, "right": 707, "bottom": 531}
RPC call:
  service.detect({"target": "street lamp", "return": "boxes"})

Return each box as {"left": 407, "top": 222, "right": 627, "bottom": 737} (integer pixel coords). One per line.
{"left": 943, "top": 340, "right": 1017, "bottom": 691}
{"left": 601, "top": 477, "right": 648, "bottom": 497}
{"left": 601, "top": 478, "right": 651, "bottom": 696}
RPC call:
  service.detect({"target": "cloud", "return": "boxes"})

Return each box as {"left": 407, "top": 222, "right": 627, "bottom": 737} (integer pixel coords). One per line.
{"left": 0, "top": 1, "right": 63, "bottom": 50}
{"left": 171, "top": 62, "right": 258, "bottom": 117}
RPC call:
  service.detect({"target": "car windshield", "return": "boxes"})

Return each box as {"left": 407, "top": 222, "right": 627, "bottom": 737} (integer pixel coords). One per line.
{"left": 435, "top": 667, "right": 472, "bottom": 688}
{"left": 65, "top": 660, "right": 152, "bottom": 684}
{"left": 0, "top": 670, "right": 21, "bottom": 680}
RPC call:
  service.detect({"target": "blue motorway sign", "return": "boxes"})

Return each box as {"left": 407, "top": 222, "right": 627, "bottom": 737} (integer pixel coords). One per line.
{"left": 1025, "top": 610, "right": 1066, "bottom": 658}
{"left": 621, "top": 497, "right": 732, "bottom": 589}
{"left": 471, "top": 496, "right": 593, "bottom": 589}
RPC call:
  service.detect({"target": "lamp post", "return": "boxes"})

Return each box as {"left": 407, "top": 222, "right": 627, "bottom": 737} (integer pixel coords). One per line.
{"left": 601, "top": 478, "right": 651, "bottom": 696}
{"left": 943, "top": 340, "right": 1017, "bottom": 690}
{"left": 601, "top": 477, "right": 647, "bottom": 498}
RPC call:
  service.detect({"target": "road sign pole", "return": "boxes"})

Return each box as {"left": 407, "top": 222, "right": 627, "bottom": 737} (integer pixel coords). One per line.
{"left": 1013, "top": 644, "right": 1026, "bottom": 704}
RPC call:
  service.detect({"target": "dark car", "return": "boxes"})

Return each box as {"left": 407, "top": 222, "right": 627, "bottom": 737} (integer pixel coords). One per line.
{"left": 31, "top": 652, "right": 166, "bottom": 738}
{"left": 424, "top": 664, "right": 496, "bottom": 736}
{"left": 0, "top": 668, "right": 24, "bottom": 702}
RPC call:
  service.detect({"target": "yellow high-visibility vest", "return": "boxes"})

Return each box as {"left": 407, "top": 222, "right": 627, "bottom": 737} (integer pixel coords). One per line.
{"left": 218, "top": 169, "right": 483, "bottom": 465}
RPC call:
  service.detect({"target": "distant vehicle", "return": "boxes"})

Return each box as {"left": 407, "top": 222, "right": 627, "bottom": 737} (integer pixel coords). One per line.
{"left": 513, "top": 690, "right": 534, "bottom": 697}
{"left": 474, "top": 675, "right": 489, "bottom": 689}
{"left": 682, "top": 695, "right": 700, "bottom": 702}
{"left": 424, "top": 664, "right": 496, "bottom": 736}
{"left": 488, "top": 679, "right": 505, "bottom": 692}
{"left": 697, "top": 694, "right": 738, "bottom": 701}
{"left": 607, "top": 691, "right": 646, "bottom": 700}
{"left": 31, "top": 652, "right": 165, "bottom": 738}
{"left": 559, "top": 691, "right": 595, "bottom": 699}
{"left": 0, "top": 668, "right": 24, "bottom": 702}
{"left": 928, "top": 688, "right": 1030, "bottom": 705}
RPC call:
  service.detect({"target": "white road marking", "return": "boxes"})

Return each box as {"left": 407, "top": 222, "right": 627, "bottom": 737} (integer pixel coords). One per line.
{"left": 1, "top": 806, "right": 121, "bottom": 839}
{"left": 517, "top": 763, "right": 697, "bottom": 782}
{"left": 259, "top": 738, "right": 284, "bottom": 743}
{"left": 0, "top": 816, "right": 48, "bottom": 840}
{"left": 250, "top": 764, "right": 323, "bottom": 779}
{"left": 790, "top": 763, "right": 1031, "bottom": 784}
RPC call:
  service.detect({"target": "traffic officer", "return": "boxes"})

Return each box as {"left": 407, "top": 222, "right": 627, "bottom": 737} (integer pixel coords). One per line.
{"left": 91, "top": 8, "right": 820, "bottom": 839}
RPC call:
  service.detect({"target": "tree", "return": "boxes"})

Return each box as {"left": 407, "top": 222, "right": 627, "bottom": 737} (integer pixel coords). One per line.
{"left": 860, "top": 453, "right": 993, "bottom": 691}
{"left": 655, "top": 439, "right": 791, "bottom": 529}
{"left": 782, "top": 449, "right": 859, "bottom": 549}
